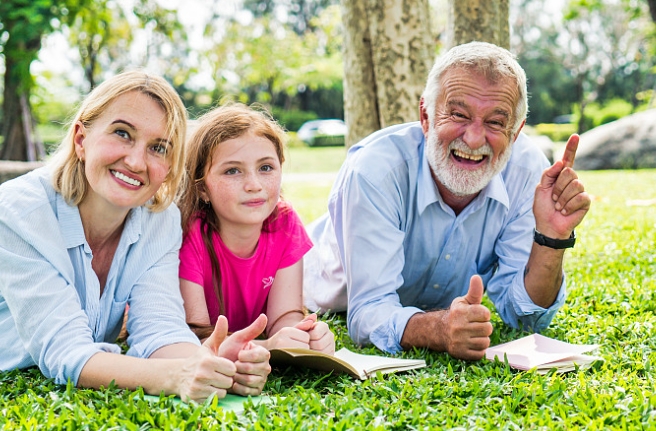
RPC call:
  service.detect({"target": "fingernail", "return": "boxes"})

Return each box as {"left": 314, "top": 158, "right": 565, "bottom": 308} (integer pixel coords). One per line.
{"left": 552, "top": 194, "right": 558, "bottom": 201}
{"left": 555, "top": 202, "right": 562, "bottom": 210}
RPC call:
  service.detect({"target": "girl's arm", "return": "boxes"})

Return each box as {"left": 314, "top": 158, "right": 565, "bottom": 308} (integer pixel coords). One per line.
{"left": 179, "top": 278, "right": 214, "bottom": 341}
{"left": 265, "top": 260, "right": 306, "bottom": 336}
{"left": 265, "top": 260, "right": 335, "bottom": 353}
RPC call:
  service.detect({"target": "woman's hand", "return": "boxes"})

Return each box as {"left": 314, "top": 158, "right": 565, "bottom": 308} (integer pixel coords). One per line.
{"left": 176, "top": 315, "right": 237, "bottom": 402}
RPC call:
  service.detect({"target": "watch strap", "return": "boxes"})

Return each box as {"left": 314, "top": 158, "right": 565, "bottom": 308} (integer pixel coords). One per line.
{"left": 534, "top": 229, "right": 576, "bottom": 249}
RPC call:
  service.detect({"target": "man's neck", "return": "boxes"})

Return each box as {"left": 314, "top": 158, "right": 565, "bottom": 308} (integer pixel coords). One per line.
{"left": 434, "top": 177, "right": 479, "bottom": 216}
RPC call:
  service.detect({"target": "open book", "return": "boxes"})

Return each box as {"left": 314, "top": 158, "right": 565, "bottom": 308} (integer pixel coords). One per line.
{"left": 270, "top": 347, "right": 427, "bottom": 380}
{"left": 485, "top": 334, "right": 602, "bottom": 374}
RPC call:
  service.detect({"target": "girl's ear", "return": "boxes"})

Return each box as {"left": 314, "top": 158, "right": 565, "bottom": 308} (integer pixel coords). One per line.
{"left": 197, "top": 183, "right": 209, "bottom": 203}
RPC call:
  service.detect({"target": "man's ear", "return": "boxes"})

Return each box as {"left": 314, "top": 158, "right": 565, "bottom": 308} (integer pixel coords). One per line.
{"left": 419, "top": 98, "right": 430, "bottom": 135}
{"left": 73, "top": 121, "right": 86, "bottom": 161}
{"left": 512, "top": 119, "right": 526, "bottom": 143}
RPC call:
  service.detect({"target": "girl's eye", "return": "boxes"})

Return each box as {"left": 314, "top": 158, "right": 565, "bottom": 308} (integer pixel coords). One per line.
{"left": 225, "top": 168, "right": 239, "bottom": 175}
{"left": 115, "top": 129, "right": 130, "bottom": 139}
{"left": 260, "top": 164, "right": 274, "bottom": 172}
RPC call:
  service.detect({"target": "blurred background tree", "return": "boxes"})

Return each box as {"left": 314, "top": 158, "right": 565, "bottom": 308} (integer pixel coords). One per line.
{"left": 0, "top": 0, "right": 655, "bottom": 159}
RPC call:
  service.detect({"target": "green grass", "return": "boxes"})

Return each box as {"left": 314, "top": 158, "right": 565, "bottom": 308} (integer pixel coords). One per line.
{"left": 2, "top": 164, "right": 656, "bottom": 430}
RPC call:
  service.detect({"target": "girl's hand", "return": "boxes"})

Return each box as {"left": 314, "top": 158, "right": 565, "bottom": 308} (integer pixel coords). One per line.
{"left": 265, "top": 324, "right": 311, "bottom": 350}
{"left": 177, "top": 316, "right": 237, "bottom": 402}
{"left": 308, "top": 320, "right": 336, "bottom": 355}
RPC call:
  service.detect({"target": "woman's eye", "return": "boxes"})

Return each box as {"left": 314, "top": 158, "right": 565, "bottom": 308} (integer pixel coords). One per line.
{"left": 260, "top": 164, "right": 274, "bottom": 172}
{"left": 115, "top": 129, "right": 130, "bottom": 139}
{"left": 151, "top": 144, "right": 168, "bottom": 155}
{"left": 225, "top": 168, "right": 239, "bottom": 175}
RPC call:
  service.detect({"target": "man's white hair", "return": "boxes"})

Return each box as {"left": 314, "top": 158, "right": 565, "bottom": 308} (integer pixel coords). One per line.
{"left": 422, "top": 41, "right": 528, "bottom": 136}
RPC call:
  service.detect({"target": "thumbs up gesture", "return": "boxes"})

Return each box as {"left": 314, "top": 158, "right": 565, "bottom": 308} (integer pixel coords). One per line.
{"left": 533, "top": 134, "right": 590, "bottom": 239}
{"left": 445, "top": 275, "right": 493, "bottom": 360}
{"left": 214, "top": 314, "right": 271, "bottom": 396}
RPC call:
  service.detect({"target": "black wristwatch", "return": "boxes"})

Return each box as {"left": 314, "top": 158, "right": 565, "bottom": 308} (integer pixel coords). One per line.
{"left": 533, "top": 229, "right": 576, "bottom": 249}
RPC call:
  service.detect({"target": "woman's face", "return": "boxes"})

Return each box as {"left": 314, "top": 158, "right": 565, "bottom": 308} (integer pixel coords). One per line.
{"left": 74, "top": 91, "right": 172, "bottom": 216}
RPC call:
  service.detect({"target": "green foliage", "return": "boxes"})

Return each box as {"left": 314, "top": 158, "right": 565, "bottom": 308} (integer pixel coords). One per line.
{"left": 577, "top": 99, "right": 636, "bottom": 129}
{"left": 271, "top": 108, "right": 318, "bottom": 132}
{"left": 534, "top": 123, "right": 577, "bottom": 142}
{"left": 2, "top": 158, "right": 656, "bottom": 429}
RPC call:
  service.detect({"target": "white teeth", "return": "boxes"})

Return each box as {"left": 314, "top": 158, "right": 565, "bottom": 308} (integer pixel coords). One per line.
{"left": 112, "top": 170, "right": 142, "bottom": 186}
{"left": 453, "top": 149, "right": 484, "bottom": 162}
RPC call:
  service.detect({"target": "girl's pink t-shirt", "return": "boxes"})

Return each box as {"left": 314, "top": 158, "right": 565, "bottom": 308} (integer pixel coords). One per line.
{"left": 179, "top": 202, "right": 313, "bottom": 332}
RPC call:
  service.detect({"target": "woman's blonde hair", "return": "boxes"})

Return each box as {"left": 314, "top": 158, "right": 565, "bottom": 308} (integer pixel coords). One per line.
{"left": 178, "top": 103, "right": 286, "bottom": 319}
{"left": 50, "top": 69, "right": 188, "bottom": 212}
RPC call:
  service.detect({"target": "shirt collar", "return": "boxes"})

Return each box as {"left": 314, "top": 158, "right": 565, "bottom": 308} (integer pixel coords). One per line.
{"left": 417, "top": 144, "right": 511, "bottom": 215}
{"left": 57, "top": 194, "right": 144, "bottom": 250}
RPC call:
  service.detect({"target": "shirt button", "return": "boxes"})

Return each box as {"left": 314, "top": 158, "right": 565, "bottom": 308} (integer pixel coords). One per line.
{"left": 433, "top": 284, "right": 440, "bottom": 289}
{"left": 445, "top": 254, "right": 451, "bottom": 260}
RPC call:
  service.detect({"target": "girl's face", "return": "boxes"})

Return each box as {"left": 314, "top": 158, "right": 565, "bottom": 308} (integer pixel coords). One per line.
{"left": 74, "top": 91, "right": 171, "bottom": 218}
{"left": 202, "top": 131, "right": 282, "bottom": 233}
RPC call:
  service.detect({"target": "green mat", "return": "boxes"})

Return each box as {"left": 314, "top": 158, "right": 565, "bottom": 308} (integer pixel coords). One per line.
{"left": 143, "top": 393, "right": 273, "bottom": 413}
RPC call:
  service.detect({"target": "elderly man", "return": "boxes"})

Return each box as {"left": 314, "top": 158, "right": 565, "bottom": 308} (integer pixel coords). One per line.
{"left": 303, "top": 41, "right": 590, "bottom": 360}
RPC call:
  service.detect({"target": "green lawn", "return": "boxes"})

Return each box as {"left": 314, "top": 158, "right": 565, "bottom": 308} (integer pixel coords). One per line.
{"left": 2, "top": 157, "right": 656, "bottom": 429}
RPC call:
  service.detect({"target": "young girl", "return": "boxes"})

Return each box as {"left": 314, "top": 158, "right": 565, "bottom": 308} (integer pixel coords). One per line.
{"left": 178, "top": 104, "right": 335, "bottom": 354}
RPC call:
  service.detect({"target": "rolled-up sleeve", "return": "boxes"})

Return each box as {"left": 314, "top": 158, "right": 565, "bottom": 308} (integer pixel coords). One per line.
{"left": 486, "top": 158, "right": 566, "bottom": 332}
{"left": 125, "top": 212, "right": 200, "bottom": 358}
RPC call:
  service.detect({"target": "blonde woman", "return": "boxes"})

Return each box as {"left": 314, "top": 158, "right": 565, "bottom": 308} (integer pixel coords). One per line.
{"left": 0, "top": 71, "right": 270, "bottom": 402}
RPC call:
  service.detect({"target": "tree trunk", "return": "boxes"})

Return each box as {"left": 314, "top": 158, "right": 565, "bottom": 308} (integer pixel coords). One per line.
{"left": 0, "top": 33, "right": 45, "bottom": 161}
{"left": 341, "top": 0, "right": 380, "bottom": 148}
{"left": 648, "top": 0, "right": 656, "bottom": 23}
{"left": 341, "top": 0, "right": 432, "bottom": 147}
{"left": 446, "top": 0, "right": 509, "bottom": 49}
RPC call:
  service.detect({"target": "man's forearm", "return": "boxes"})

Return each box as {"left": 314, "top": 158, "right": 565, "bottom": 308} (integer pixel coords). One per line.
{"left": 524, "top": 243, "right": 566, "bottom": 308}
{"left": 399, "top": 311, "right": 449, "bottom": 352}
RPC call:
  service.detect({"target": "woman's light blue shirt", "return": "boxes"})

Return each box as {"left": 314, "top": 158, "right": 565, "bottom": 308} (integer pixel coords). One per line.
{"left": 0, "top": 167, "right": 199, "bottom": 384}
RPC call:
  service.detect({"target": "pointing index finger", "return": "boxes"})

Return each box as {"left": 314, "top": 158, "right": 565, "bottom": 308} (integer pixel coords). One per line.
{"left": 561, "top": 134, "right": 580, "bottom": 168}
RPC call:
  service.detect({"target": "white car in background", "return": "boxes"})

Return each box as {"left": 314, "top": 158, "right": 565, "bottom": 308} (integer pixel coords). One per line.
{"left": 297, "top": 119, "right": 347, "bottom": 147}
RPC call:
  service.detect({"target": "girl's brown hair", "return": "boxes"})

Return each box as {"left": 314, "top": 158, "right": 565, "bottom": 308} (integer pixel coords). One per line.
{"left": 178, "top": 103, "right": 286, "bottom": 327}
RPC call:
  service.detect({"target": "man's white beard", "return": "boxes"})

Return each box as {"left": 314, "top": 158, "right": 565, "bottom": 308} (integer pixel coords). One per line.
{"left": 426, "top": 131, "right": 512, "bottom": 197}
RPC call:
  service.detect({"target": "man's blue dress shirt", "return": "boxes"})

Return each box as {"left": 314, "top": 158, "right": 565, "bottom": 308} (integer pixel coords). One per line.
{"left": 303, "top": 122, "right": 566, "bottom": 353}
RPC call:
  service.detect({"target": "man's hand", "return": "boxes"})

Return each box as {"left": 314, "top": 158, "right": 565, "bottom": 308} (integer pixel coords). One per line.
{"left": 401, "top": 275, "right": 492, "bottom": 360}
{"left": 443, "top": 275, "right": 493, "bottom": 360}
{"left": 533, "top": 134, "right": 590, "bottom": 238}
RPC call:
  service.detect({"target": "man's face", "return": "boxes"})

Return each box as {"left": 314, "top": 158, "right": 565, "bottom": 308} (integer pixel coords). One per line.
{"left": 422, "top": 68, "right": 522, "bottom": 198}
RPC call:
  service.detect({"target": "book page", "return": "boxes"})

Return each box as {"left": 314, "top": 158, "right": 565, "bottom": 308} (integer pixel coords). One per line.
{"left": 334, "top": 348, "right": 427, "bottom": 379}
{"left": 485, "top": 334, "right": 599, "bottom": 370}
{"left": 270, "top": 347, "right": 426, "bottom": 380}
